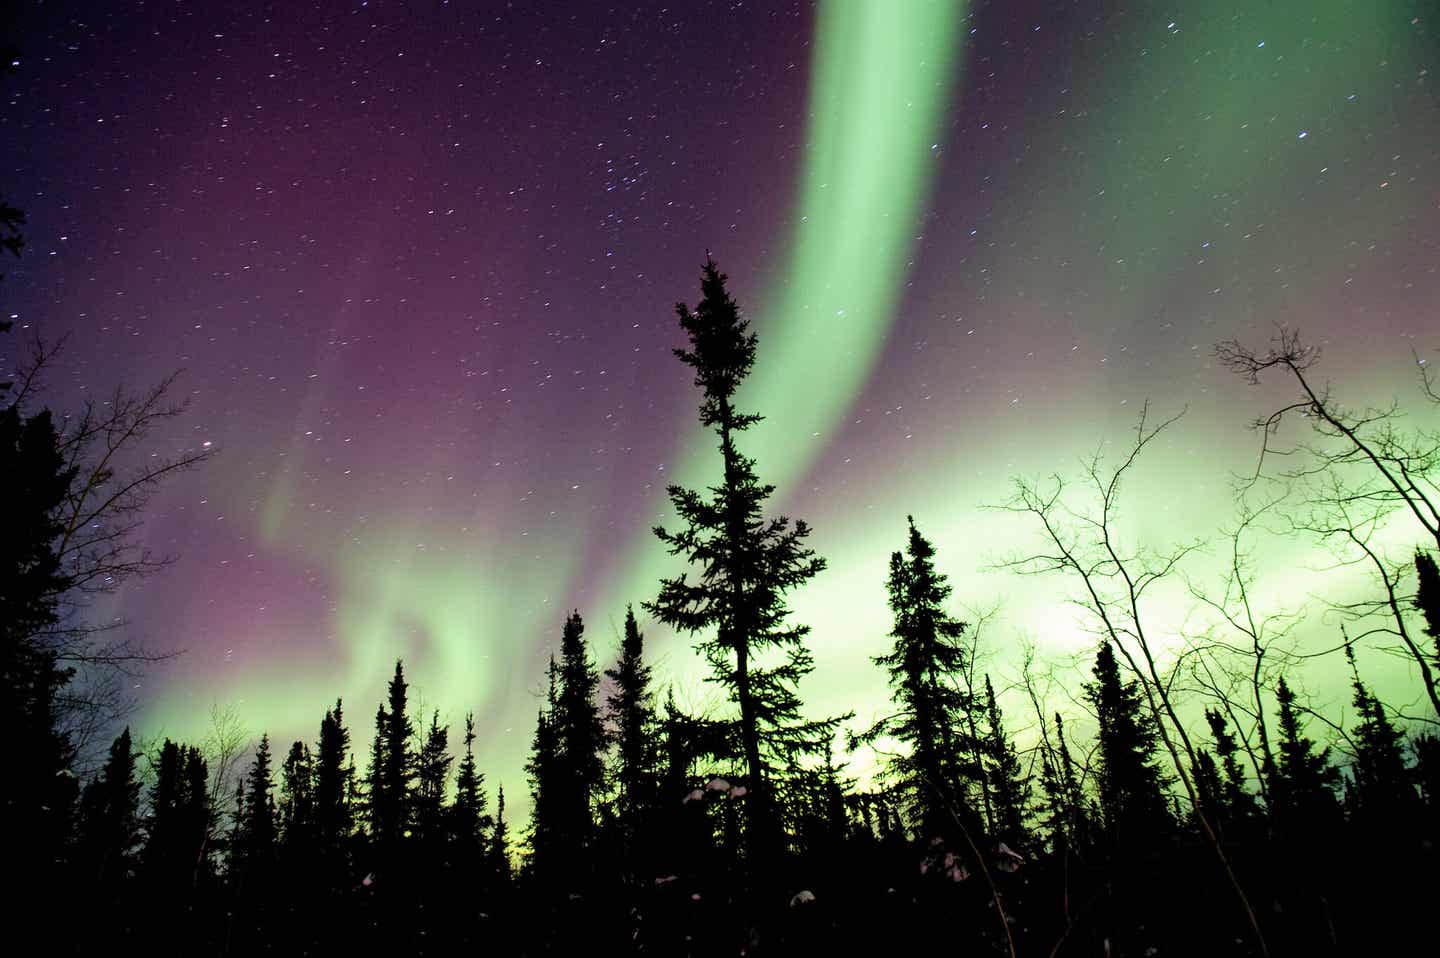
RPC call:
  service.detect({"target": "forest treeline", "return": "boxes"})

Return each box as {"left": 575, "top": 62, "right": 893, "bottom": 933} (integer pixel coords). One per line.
{"left": 5, "top": 257, "right": 1440, "bottom": 956}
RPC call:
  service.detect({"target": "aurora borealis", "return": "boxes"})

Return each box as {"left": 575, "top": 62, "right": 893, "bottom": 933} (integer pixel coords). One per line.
{"left": 3, "top": 0, "right": 1437, "bottom": 818}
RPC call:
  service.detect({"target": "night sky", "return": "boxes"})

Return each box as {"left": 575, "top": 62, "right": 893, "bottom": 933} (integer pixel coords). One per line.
{"left": 4, "top": 1, "right": 1436, "bottom": 809}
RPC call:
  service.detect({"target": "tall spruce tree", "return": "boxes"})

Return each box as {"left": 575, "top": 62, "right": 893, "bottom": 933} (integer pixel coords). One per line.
{"left": 489, "top": 784, "right": 511, "bottom": 886}
{"left": 1343, "top": 644, "right": 1413, "bottom": 827}
{"left": 79, "top": 726, "right": 141, "bottom": 887}
{"left": 226, "top": 778, "right": 246, "bottom": 876}
{"left": 365, "top": 702, "right": 387, "bottom": 839}
{"left": 452, "top": 713, "right": 487, "bottom": 857}
{"left": 1266, "top": 676, "right": 1339, "bottom": 837}
{"left": 604, "top": 605, "right": 657, "bottom": 865}
{"left": 1084, "top": 640, "right": 1170, "bottom": 848}
{"left": 146, "top": 738, "right": 185, "bottom": 877}
{"left": 1045, "top": 712, "right": 1091, "bottom": 852}
{"left": 278, "top": 740, "right": 315, "bottom": 854}
{"left": 374, "top": 660, "right": 415, "bottom": 852}
{"left": 1, "top": 398, "right": 79, "bottom": 886}
{"left": 646, "top": 258, "right": 833, "bottom": 869}
{"left": 555, "top": 610, "right": 605, "bottom": 863}
{"left": 526, "top": 655, "right": 562, "bottom": 877}
{"left": 414, "top": 710, "right": 452, "bottom": 847}
{"left": 241, "top": 734, "right": 277, "bottom": 865}
{"left": 1416, "top": 550, "right": 1440, "bottom": 664}
{"left": 181, "top": 744, "right": 210, "bottom": 884}
{"left": 145, "top": 738, "right": 208, "bottom": 889}
{"left": 314, "top": 699, "right": 352, "bottom": 857}
{"left": 859, "top": 517, "right": 979, "bottom": 842}
{"left": 1198, "top": 708, "right": 1257, "bottom": 838}
{"left": 983, "top": 674, "right": 1030, "bottom": 845}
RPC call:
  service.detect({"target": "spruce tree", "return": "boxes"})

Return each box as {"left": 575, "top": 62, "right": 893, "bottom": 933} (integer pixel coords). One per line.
{"left": 1415, "top": 550, "right": 1440, "bottom": 663}
{"left": 1, "top": 399, "right": 79, "bottom": 888}
{"left": 226, "top": 779, "right": 245, "bottom": 877}
{"left": 1266, "top": 677, "right": 1339, "bottom": 837}
{"left": 1414, "top": 734, "right": 1440, "bottom": 815}
{"left": 1053, "top": 713, "right": 1089, "bottom": 848}
{"left": 278, "top": 740, "right": 315, "bottom": 854}
{"left": 80, "top": 726, "right": 141, "bottom": 887}
{"left": 983, "top": 674, "right": 1030, "bottom": 845}
{"left": 242, "top": 734, "right": 277, "bottom": 864}
{"left": 1192, "top": 748, "right": 1225, "bottom": 833}
{"left": 414, "top": 710, "right": 452, "bottom": 847}
{"left": 489, "top": 784, "right": 511, "bottom": 886}
{"left": 180, "top": 744, "right": 210, "bottom": 886}
{"left": 1038, "top": 745, "right": 1069, "bottom": 853}
{"left": 859, "top": 518, "right": 978, "bottom": 842}
{"left": 145, "top": 739, "right": 207, "bottom": 889}
{"left": 146, "top": 739, "right": 184, "bottom": 875}
{"left": 374, "top": 661, "right": 415, "bottom": 852}
{"left": 365, "top": 703, "right": 387, "bottom": 839}
{"left": 555, "top": 610, "right": 605, "bottom": 862}
{"left": 1084, "top": 640, "right": 1170, "bottom": 849}
{"left": 452, "top": 713, "right": 487, "bottom": 858}
{"left": 314, "top": 699, "right": 352, "bottom": 857}
{"left": 526, "top": 656, "right": 562, "bottom": 877}
{"left": 1344, "top": 645, "right": 1413, "bottom": 827}
{"left": 1206, "top": 709, "right": 1256, "bottom": 827}
{"left": 604, "top": 605, "right": 657, "bottom": 867}
{"left": 646, "top": 258, "right": 833, "bottom": 870}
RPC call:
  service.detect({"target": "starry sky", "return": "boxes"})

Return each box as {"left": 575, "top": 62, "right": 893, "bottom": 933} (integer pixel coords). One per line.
{"left": 3, "top": 1, "right": 1437, "bottom": 804}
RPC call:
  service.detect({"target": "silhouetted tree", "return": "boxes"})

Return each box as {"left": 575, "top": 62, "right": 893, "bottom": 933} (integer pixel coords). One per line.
{"left": 451, "top": 712, "right": 487, "bottom": 863}
{"left": 1084, "top": 640, "right": 1170, "bottom": 849}
{"left": 2, "top": 271, "right": 53, "bottom": 852}
{"left": 414, "top": 710, "right": 451, "bottom": 847}
{"left": 857, "top": 517, "right": 980, "bottom": 844}
{"left": 372, "top": 661, "right": 415, "bottom": 854}
{"left": 526, "top": 656, "right": 562, "bottom": 878}
{"left": 1, "top": 396, "right": 79, "bottom": 886}
{"left": 1266, "top": 677, "right": 1339, "bottom": 837}
{"left": 1037, "top": 710, "right": 1091, "bottom": 856}
{"left": 1416, "top": 550, "right": 1440, "bottom": 664}
{"left": 145, "top": 738, "right": 208, "bottom": 890}
{"left": 1343, "top": 644, "right": 1413, "bottom": 828}
{"left": 1218, "top": 329, "right": 1440, "bottom": 718}
{"left": 313, "top": 699, "right": 352, "bottom": 859}
{"left": 79, "top": 726, "right": 140, "bottom": 888}
{"left": 240, "top": 734, "right": 277, "bottom": 865}
{"left": 555, "top": 610, "right": 605, "bottom": 869}
{"left": 604, "top": 605, "right": 657, "bottom": 873}
{"left": 489, "top": 784, "right": 511, "bottom": 886}
{"left": 1198, "top": 708, "right": 1257, "bottom": 838}
{"left": 8, "top": 362, "right": 212, "bottom": 746}
{"left": 1414, "top": 734, "right": 1440, "bottom": 815}
{"left": 226, "top": 778, "right": 246, "bottom": 876}
{"left": 364, "top": 703, "right": 387, "bottom": 839}
{"left": 181, "top": 743, "right": 210, "bottom": 884}
{"left": 646, "top": 258, "right": 834, "bottom": 874}
{"left": 983, "top": 674, "right": 1030, "bottom": 846}
{"left": 278, "top": 740, "right": 315, "bottom": 854}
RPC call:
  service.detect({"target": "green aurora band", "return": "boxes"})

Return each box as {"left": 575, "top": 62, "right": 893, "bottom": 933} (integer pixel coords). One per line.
{"left": 591, "top": 0, "right": 967, "bottom": 656}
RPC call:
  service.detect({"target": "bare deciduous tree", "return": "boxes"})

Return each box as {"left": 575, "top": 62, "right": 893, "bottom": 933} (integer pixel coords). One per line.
{"left": 1217, "top": 328, "right": 1440, "bottom": 718}
{"left": 996, "top": 404, "right": 1269, "bottom": 957}
{"left": 7, "top": 339, "right": 214, "bottom": 749}
{"left": 1183, "top": 490, "right": 1306, "bottom": 802}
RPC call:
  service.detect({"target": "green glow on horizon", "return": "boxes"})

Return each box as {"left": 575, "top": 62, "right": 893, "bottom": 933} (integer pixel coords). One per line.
{"left": 141, "top": 502, "right": 586, "bottom": 798}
